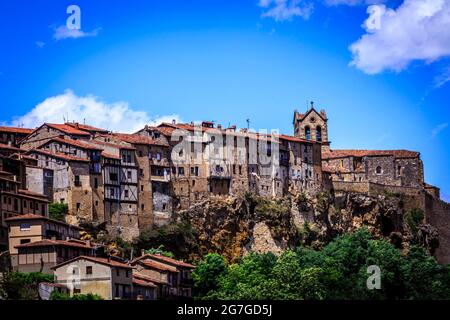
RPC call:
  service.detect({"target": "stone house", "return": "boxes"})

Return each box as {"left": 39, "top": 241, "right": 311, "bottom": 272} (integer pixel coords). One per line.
{"left": 19, "top": 123, "right": 92, "bottom": 150}
{"left": 322, "top": 149, "right": 424, "bottom": 188}
{"left": 130, "top": 253, "right": 194, "bottom": 300}
{"left": 53, "top": 256, "right": 133, "bottom": 300}
{"left": 0, "top": 126, "right": 33, "bottom": 148}
{"left": 5, "top": 213, "right": 83, "bottom": 271}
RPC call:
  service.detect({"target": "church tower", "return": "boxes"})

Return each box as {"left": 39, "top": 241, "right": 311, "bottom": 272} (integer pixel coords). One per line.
{"left": 293, "top": 102, "right": 330, "bottom": 152}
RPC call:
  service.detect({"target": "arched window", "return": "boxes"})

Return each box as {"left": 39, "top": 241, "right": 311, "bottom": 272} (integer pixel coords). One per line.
{"left": 305, "top": 126, "right": 311, "bottom": 140}
{"left": 316, "top": 126, "right": 322, "bottom": 142}
{"left": 376, "top": 166, "right": 382, "bottom": 175}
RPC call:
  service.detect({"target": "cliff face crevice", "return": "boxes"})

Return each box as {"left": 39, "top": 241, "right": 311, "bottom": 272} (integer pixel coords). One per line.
{"left": 177, "top": 191, "right": 439, "bottom": 262}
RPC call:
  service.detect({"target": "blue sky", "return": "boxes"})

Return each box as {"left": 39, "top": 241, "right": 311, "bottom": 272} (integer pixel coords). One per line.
{"left": 0, "top": 0, "right": 449, "bottom": 198}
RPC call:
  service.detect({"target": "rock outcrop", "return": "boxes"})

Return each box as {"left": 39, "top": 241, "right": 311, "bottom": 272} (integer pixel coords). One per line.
{"left": 176, "top": 191, "right": 439, "bottom": 262}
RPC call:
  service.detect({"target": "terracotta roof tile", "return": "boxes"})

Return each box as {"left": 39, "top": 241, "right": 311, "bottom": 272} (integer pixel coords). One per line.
{"left": 133, "top": 277, "right": 157, "bottom": 288}
{"left": 5, "top": 214, "right": 82, "bottom": 229}
{"left": 52, "top": 256, "right": 133, "bottom": 270}
{"left": 28, "top": 149, "right": 90, "bottom": 162}
{"left": 65, "top": 123, "right": 109, "bottom": 134}
{"left": 323, "top": 149, "right": 419, "bottom": 160}
{"left": 0, "top": 126, "right": 33, "bottom": 134}
{"left": 140, "top": 260, "right": 179, "bottom": 272}
{"left": 45, "top": 124, "right": 91, "bottom": 136}
{"left": 44, "top": 137, "right": 103, "bottom": 151}
{"left": 133, "top": 273, "right": 169, "bottom": 285}
{"left": 112, "top": 133, "right": 169, "bottom": 147}
{"left": 0, "top": 143, "right": 22, "bottom": 151}
{"left": 147, "top": 254, "right": 195, "bottom": 269}
{"left": 15, "top": 239, "right": 94, "bottom": 250}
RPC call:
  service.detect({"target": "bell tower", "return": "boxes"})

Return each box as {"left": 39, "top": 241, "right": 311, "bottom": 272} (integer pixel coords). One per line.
{"left": 293, "top": 102, "right": 330, "bottom": 152}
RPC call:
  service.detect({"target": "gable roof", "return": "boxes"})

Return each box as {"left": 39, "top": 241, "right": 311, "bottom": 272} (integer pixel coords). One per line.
{"left": 111, "top": 133, "right": 169, "bottom": 147}
{"left": 5, "top": 214, "right": 82, "bottom": 229}
{"left": 45, "top": 124, "right": 91, "bottom": 136}
{"left": 27, "top": 149, "right": 90, "bottom": 163}
{"left": 65, "top": 123, "right": 109, "bottom": 134}
{"left": 323, "top": 149, "right": 420, "bottom": 160}
{"left": 294, "top": 107, "right": 327, "bottom": 123}
{"left": 0, "top": 126, "right": 34, "bottom": 135}
{"left": 52, "top": 256, "right": 133, "bottom": 270}
{"left": 132, "top": 254, "right": 195, "bottom": 269}
{"left": 41, "top": 137, "right": 103, "bottom": 151}
{"left": 15, "top": 239, "right": 94, "bottom": 250}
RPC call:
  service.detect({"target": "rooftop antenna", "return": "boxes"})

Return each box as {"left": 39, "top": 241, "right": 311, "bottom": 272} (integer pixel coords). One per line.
{"left": 246, "top": 118, "right": 251, "bottom": 129}
{"left": 310, "top": 101, "right": 315, "bottom": 109}
{"left": 83, "top": 118, "right": 86, "bottom": 125}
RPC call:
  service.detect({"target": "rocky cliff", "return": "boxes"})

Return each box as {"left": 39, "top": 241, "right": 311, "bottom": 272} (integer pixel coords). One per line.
{"left": 177, "top": 191, "right": 439, "bottom": 262}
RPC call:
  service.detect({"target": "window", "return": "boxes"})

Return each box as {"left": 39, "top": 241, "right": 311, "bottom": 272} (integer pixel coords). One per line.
{"left": 109, "top": 173, "right": 118, "bottom": 182}
{"left": 398, "top": 165, "right": 402, "bottom": 175}
{"left": 126, "top": 270, "right": 130, "bottom": 278}
{"left": 86, "top": 266, "right": 93, "bottom": 275}
{"left": 305, "top": 126, "right": 311, "bottom": 140}
{"left": 127, "top": 171, "right": 132, "bottom": 179}
{"left": 20, "top": 239, "right": 31, "bottom": 244}
{"left": 239, "top": 165, "right": 242, "bottom": 175}
{"left": 116, "top": 269, "right": 120, "bottom": 277}
{"left": 156, "top": 153, "right": 161, "bottom": 161}
{"left": 74, "top": 288, "right": 81, "bottom": 294}
{"left": 178, "top": 167, "right": 184, "bottom": 176}
{"left": 141, "top": 185, "right": 144, "bottom": 192}
{"left": 141, "top": 204, "right": 145, "bottom": 210}
{"left": 192, "top": 180, "right": 196, "bottom": 187}
{"left": 110, "top": 188, "right": 115, "bottom": 197}
{"left": 94, "top": 178, "right": 98, "bottom": 188}
{"left": 127, "top": 154, "right": 132, "bottom": 163}
{"left": 76, "top": 203, "right": 81, "bottom": 210}
{"left": 124, "top": 190, "right": 129, "bottom": 198}
{"left": 376, "top": 166, "right": 382, "bottom": 175}
{"left": 74, "top": 175, "right": 81, "bottom": 187}
{"left": 316, "top": 126, "right": 322, "bottom": 142}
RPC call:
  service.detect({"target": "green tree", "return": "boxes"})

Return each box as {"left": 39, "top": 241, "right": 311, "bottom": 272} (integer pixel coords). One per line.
{"left": 49, "top": 203, "right": 68, "bottom": 222}
{"left": 192, "top": 253, "right": 227, "bottom": 298}
{"left": 0, "top": 272, "right": 53, "bottom": 300}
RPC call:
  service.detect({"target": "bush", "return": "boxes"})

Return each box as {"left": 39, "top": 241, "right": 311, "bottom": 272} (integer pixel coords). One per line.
{"left": 49, "top": 203, "right": 68, "bottom": 222}
{"left": 50, "top": 291, "right": 103, "bottom": 300}
{"left": 0, "top": 272, "right": 53, "bottom": 300}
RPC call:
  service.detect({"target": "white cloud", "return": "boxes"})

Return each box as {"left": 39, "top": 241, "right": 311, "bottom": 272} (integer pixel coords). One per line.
{"left": 325, "top": 0, "right": 386, "bottom": 6}
{"left": 259, "top": 0, "right": 314, "bottom": 21}
{"left": 349, "top": 0, "right": 450, "bottom": 74}
{"left": 35, "top": 41, "right": 45, "bottom": 48}
{"left": 53, "top": 25, "right": 101, "bottom": 41}
{"left": 431, "top": 123, "right": 448, "bottom": 138}
{"left": 433, "top": 66, "right": 450, "bottom": 89}
{"left": 9, "top": 90, "right": 181, "bottom": 133}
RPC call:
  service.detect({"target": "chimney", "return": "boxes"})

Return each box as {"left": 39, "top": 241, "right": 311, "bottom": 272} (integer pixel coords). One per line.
{"left": 217, "top": 124, "right": 222, "bottom": 130}
{"left": 172, "top": 119, "right": 176, "bottom": 125}
{"left": 227, "top": 125, "right": 236, "bottom": 132}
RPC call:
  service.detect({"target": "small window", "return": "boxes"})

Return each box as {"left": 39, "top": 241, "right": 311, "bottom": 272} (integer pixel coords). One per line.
{"left": 76, "top": 203, "right": 81, "bottom": 210}
{"left": 74, "top": 288, "right": 81, "bottom": 294}
{"left": 116, "top": 269, "right": 120, "bottom": 277}
{"left": 20, "top": 223, "right": 31, "bottom": 231}
{"left": 127, "top": 171, "right": 132, "bottom": 179}
{"left": 20, "top": 239, "right": 31, "bottom": 244}
{"left": 124, "top": 190, "right": 129, "bottom": 198}
{"left": 376, "top": 166, "right": 382, "bottom": 175}
{"left": 86, "top": 266, "right": 93, "bottom": 275}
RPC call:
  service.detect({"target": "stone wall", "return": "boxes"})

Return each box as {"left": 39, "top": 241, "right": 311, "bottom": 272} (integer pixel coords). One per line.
{"left": 425, "top": 195, "right": 450, "bottom": 264}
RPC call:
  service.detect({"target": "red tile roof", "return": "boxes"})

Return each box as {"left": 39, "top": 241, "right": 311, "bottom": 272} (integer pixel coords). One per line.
{"left": 1, "top": 191, "right": 50, "bottom": 203}
{"left": 0, "top": 143, "right": 23, "bottom": 151}
{"left": 45, "top": 124, "right": 91, "bottom": 136}
{"left": 133, "top": 272, "right": 169, "bottom": 285}
{"left": 147, "top": 254, "right": 195, "bottom": 269}
{"left": 65, "top": 123, "right": 109, "bottom": 134}
{"left": 0, "top": 126, "right": 33, "bottom": 134}
{"left": 18, "top": 189, "right": 48, "bottom": 199}
{"left": 28, "top": 149, "right": 90, "bottom": 162}
{"left": 4, "top": 214, "right": 82, "bottom": 229}
{"left": 44, "top": 137, "right": 103, "bottom": 151}
{"left": 52, "top": 256, "right": 133, "bottom": 270}
{"left": 279, "top": 134, "right": 312, "bottom": 144}
{"left": 140, "top": 260, "right": 179, "bottom": 272}
{"left": 133, "top": 277, "right": 157, "bottom": 288}
{"left": 15, "top": 239, "right": 94, "bottom": 250}
{"left": 322, "top": 149, "right": 420, "bottom": 160}
{"left": 112, "top": 133, "right": 169, "bottom": 147}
